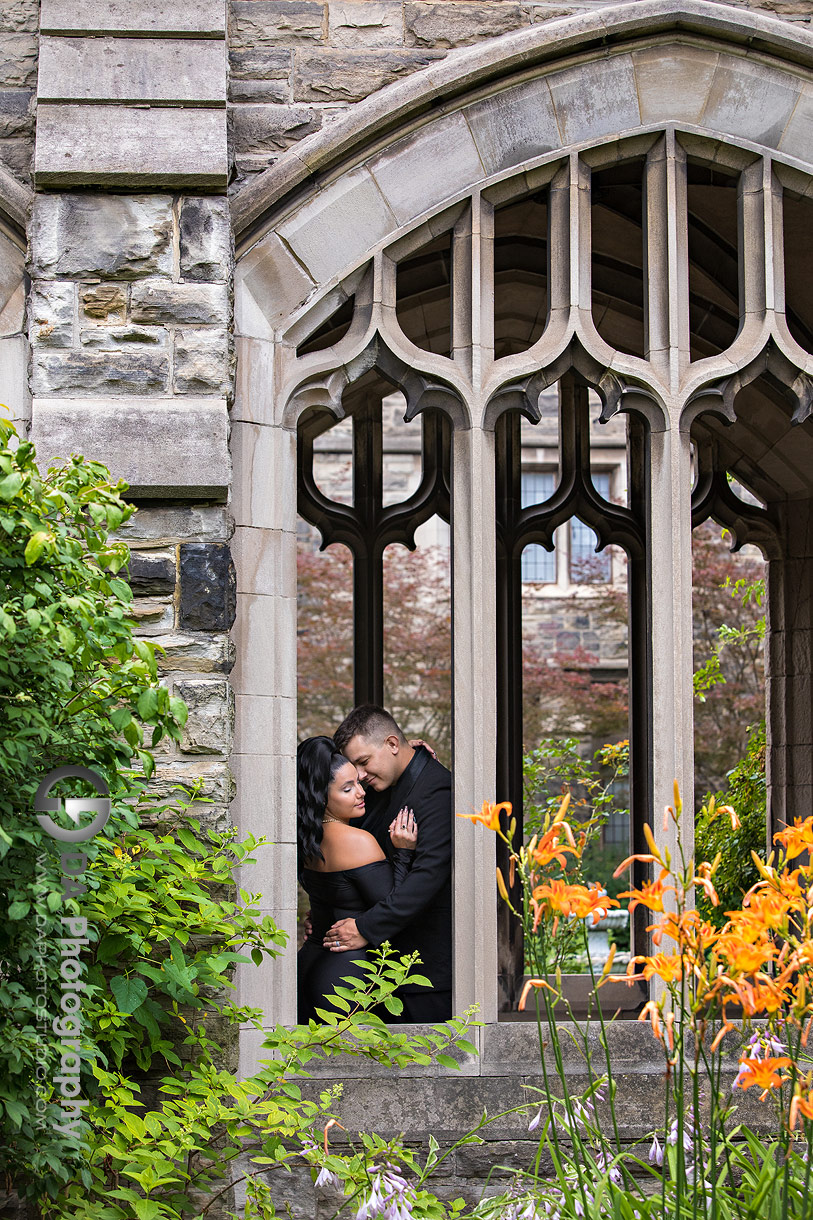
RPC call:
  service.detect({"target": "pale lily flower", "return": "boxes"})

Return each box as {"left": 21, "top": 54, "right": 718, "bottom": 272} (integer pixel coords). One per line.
{"left": 315, "top": 1166, "right": 340, "bottom": 1189}
{"left": 648, "top": 1134, "right": 664, "bottom": 1167}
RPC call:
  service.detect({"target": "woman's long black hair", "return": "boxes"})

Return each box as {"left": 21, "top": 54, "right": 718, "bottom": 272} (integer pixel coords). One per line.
{"left": 296, "top": 735, "right": 350, "bottom": 876}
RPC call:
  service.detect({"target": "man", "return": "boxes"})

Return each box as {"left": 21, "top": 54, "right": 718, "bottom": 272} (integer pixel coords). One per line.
{"left": 326, "top": 704, "right": 452, "bottom": 1022}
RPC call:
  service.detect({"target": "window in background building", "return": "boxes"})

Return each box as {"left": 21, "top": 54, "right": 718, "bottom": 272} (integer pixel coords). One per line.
{"left": 520, "top": 471, "right": 556, "bottom": 582}
{"left": 570, "top": 472, "right": 612, "bottom": 583}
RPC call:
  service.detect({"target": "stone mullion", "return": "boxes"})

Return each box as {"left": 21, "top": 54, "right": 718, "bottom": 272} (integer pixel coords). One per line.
{"left": 769, "top": 165, "right": 787, "bottom": 325}
{"left": 450, "top": 205, "right": 472, "bottom": 379}
{"left": 664, "top": 130, "right": 690, "bottom": 395}
{"left": 547, "top": 159, "right": 572, "bottom": 342}
{"left": 767, "top": 500, "right": 813, "bottom": 842}
{"left": 738, "top": 159, "right": 769, "bottom": 338}
{"left": 462, "top": 192, "right": 494, "bottom": 393}
{"left": 571, "top": 152, "right": 592, "bottom": 328}
{"left": 644, "top": 131, "right": 695, "bottom": 920}
{"left": 451, "top": 424, "right": 498, "bottom": 1024}
{"left": 643, "top": 137, "right": 671, "bottom": 379}
{"left": 647, "top": 410, "right": 695, "bottom": 966}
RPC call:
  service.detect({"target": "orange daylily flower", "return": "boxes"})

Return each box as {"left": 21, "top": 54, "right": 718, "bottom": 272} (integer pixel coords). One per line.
{"left": 458, "top": 801, "right": 512, "bottom": 832}
{"left": 528, "top": 821, "right": 578, "bottom": 870}
{"left": 728, "top": 977, "right": 789, "bottom": 1017}
{"left": 627, "top": 953, "right": 683, "bottom": 985}
{"left": 638, "top": 999, "right": 664, "bottom": 1043}
{"left": 649, "top": 909, "right": 719, "bottom": 956}
{"left": 796, "top": 939, "right": 813, "bottom": 970}
{"left": 693, "top": 861, "right": 720, "bottom": 907}
{"left": 719, "top": 804, "right": 740, "bottom": 830}
{"left": 532, "top": 880, "right": 618, "bottom": 924}
{"left": 518, "top": 977, "right": 558, "bottom": 1011}
{"left": 619, "top": 869, "right": 673, "bottom": 915}
{"left": 735, "top": 1056, "right": 792, "bottom": 1099}
{"left": 716, "top": 934, "right": 775, "bottom": 977}
{"left": 789, "top": 1086, "right": 813, "bottom": 1129}
{"left": 733, "top": 888, "right": 794, "bottom": 932}
{"left": 774, "top": 815, "right": 813, "bottom": 861}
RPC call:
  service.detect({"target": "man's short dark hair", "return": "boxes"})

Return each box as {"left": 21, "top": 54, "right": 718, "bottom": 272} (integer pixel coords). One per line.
{"left": 334, "top": 705, "right": 407, "bottom": 752}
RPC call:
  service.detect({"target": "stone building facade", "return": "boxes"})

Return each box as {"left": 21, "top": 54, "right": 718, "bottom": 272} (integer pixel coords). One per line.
{"left": 4, "top": 0, "right": 813, "bottom": 1209}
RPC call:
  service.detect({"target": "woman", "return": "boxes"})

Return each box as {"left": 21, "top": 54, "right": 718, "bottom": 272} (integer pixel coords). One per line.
{"left": 296, "top": 735, "right": 418, "bottom": 1023}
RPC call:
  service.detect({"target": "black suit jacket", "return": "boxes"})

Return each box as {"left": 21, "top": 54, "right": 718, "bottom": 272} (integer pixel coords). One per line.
{"left": 355, "top": 747, "right": 452, "bottom": 993}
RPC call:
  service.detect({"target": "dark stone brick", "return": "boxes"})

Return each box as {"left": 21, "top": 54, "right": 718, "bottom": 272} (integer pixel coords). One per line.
{"left": 126, "top": 551, "right": 176, "bottom": 596}
{"left": 180, "top": 543, "right": 236, "bottom": 631}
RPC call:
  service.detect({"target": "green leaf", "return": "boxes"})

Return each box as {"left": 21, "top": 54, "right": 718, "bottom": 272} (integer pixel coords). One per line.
{"left": 0, "top": 471, "right": 22, "bottom": 501}
{"left": 137, "top": 688, "right": 159, "bottom": 721}
{"left": 453, "top": 1038, "right": 478, "bottom": 1056}
{"left": 435, "top": 1053, "right": 459, "bottom": 1071}
{"left": 176, "top": 827, "right": 199, "bottom": 854}
{"left": 8, "top": 901, "right": 30, "bottom": 920}
{"left": 251, "top": 947, "right": 264, "bottom": 967}
{"left": 1, "top": 1097, "right": 28, "bottom": 1128}
{"left": 132, "top": 1201, "right": 161, "bottom": 1220}
{"left": 24, "top": 531, "right": 48, "bottom": 564}
{"left": 110, "top": 975, "right": 149, "bottom": 1014}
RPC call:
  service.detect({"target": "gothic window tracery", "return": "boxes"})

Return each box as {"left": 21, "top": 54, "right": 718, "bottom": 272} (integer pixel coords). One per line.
{"left": 284, "top": 125, "right": 813, "bottom": 1018}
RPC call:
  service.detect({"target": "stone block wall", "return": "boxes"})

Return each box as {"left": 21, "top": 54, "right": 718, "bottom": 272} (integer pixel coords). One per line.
{"left": 119, "top": 507, "right": 237, "bottom": 833}
{"left": 2, "top": 0, "right": 812, "bottom": 189}
{"left": 28, "top": 191, "right": 233, "bottom": 494}
{"left": 227, "top": 0, "right": 813, "bottom": 183}
{"left": 231, "top": 1020, "right": 767, "bottom": 1218}
{"left": 29, "top": 193, "right": 232, "bottom": 400}
{"left": 0, "top": 0, "right": 38, "bottom": 184}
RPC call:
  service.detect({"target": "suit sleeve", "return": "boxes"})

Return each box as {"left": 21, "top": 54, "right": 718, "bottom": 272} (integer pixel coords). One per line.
{"left": 354, "top": 769, "right": 451, "bottom": 948}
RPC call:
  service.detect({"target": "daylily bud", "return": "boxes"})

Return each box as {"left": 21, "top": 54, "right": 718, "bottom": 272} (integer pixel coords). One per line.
{"left": 496, "top": 867, "right": 509, "bottom": 903}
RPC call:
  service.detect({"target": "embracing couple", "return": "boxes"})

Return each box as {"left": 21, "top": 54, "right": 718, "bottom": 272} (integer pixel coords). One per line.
{"left": 296, "top": 704, "right": 452, "bottom": 1024}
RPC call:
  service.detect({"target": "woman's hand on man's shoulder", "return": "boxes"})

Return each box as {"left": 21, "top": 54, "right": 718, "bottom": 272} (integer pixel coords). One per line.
{"left": 389, "top": 806, "right": 418, "bottom": 850}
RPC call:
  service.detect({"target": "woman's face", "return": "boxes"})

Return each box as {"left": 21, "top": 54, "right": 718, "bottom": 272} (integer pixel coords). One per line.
{"left": 325, "top": 761, "right": 366, "bottom": 822}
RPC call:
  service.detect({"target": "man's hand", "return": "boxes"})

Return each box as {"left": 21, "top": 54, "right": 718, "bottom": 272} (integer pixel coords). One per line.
{"left": 323, "top": 917, "right": 368, "bottom": 952}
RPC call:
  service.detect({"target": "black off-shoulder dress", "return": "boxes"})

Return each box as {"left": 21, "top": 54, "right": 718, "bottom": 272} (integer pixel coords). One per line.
{"left": 297, "top": 849, "right": 413, "bottom": 1023}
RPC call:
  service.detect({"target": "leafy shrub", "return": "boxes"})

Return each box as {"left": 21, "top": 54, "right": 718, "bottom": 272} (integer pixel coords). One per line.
{"left": 0, "top": 424, "right": 187, "bottom": 1199}
{"left": 695, "top": 721, "right": 766, "bottom": 928}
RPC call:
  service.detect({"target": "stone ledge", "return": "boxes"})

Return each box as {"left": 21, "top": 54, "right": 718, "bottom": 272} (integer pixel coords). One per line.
{"left": 29, "top": 397, "right": 230, "bottom": 499}
{"left": 34, "top": 104, "right": 228, "bottom": 189}
{"left": 37, "top": 36, "right": 227, "bottom": 106}
{"left": 39, "top": 0, "right": 227, "bottom": 38}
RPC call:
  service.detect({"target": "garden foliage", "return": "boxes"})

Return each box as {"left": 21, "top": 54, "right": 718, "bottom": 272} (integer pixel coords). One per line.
{"left": 0, "top": 428, "right": 478, "bottom": 1219}
{"left": 0, "top": 422, "right": 188, "bottom": 1197}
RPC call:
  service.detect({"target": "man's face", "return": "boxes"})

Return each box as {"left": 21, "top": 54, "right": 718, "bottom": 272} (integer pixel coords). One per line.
{"left": 343, "top": 733, "right": 401, "bottom": 792}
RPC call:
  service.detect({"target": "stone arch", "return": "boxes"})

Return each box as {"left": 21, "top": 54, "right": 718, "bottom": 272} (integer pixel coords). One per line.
{"left": 234, "top": 0, "right": 813, "bottom": 336}
{"left": 230, "top": 0, "right": 813, "bottom": 1039}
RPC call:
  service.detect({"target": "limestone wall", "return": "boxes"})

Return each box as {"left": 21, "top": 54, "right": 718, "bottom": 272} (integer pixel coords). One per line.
{"left": 0, "top": 0, "right": 38, "bottom": 185}
{"left": 227, "top": 0, "right": 813, "bottom": 184}
{"left": 2, "top": 1, "right": 812, "bottom": 191}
